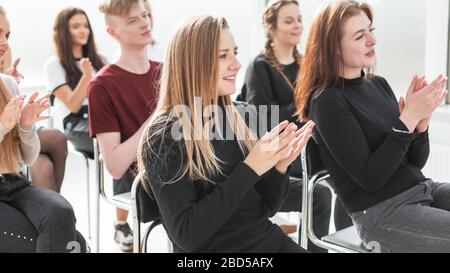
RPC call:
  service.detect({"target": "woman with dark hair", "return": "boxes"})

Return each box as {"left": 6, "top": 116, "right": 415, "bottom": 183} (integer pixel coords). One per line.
{"left": 296, "top": 0, "right": 450, "bottom": 253}
{"left": 45, "top": 7, "right": 106, "bottom": 158}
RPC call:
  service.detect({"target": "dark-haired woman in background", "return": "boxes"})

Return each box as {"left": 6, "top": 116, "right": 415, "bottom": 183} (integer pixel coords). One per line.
{"left": 45, "top": 7, "right": 106, "bottom": 158}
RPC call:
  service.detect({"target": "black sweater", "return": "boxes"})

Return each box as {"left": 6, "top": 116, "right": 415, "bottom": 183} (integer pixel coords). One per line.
{"left": 310, "top": 75, "right": 429, "bottom": 213}
{"left": 241, "top": 54, "right": 299, "bottom": 126}
{"left": 141, "top": 102, "right": 291, "bottom": 253}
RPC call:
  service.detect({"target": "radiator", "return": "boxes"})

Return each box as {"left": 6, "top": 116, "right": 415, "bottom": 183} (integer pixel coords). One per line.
{"left": 422, "top": 144, "right": 450, "bottom": 182}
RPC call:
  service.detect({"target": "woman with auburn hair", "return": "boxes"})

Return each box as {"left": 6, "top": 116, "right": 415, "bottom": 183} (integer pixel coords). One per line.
{"left": 138, "top": 16, "right": 314, "bottom": 253}
{"left": 45, "top": 7, "right": 106, "bottom": 159}
{"left": 296, "top": 0, "right": 450, "bottom": 252}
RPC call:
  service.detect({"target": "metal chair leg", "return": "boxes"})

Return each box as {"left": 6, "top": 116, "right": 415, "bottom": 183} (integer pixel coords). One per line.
{"left": 94, "top": 158, "right": 101, "bottom": 253}
{"left": 83, "top": 155, "right": 91, "bottom": 243}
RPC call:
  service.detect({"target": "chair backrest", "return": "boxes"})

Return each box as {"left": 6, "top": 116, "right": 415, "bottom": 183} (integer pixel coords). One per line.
{"left": 135, "top": 178, "right": 161, "bottom": 223}
{"left": 305, "top": 137, "right": 326, "bottom": 177}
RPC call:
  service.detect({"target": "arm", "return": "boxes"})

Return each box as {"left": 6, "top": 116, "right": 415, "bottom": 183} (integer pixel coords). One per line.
{"left": 407, "top": 130, "right": 430, "bottom": 169}
{"left": 45, "top": 58, "right": 91, "bottom": 113}
{"left": 312, "top": 91, "right": 416, "bottom": 194}
{"left": 380, "top": 77, "right": 430, "bottom": 169}
{"left": 96, "top": 123, "right": 147, "bottom": 179}
{"left": 54, "top": 58, "right": 94, "bottom": 113}
{"left": 53, "top": 75, "right": 91, "bottom": 113}
{"left": 0, "top": 122, "right": 40, "bottom": 166}
{"left": 244, "top": 61, "right": 297, "bottom": 126}
{"left": 18, "top": 125, "right": 40, "bottom": 166}
{"left": 254, "top": 167, "right": 291, "bottom": 216}
{"left": 88, "top": 80, "right": 148, "bottom": 179}
{"left": 142, "top": 136, "right": 261, "bottom": 252}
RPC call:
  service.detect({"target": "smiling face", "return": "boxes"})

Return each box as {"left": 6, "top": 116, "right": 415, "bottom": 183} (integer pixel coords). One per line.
{"left": 69, "top": 13, "right": 90, "bottom": 47}
{"left": 0, "top": 13, "right": 10, "bottom": 59}
{"left": 271, "top": 3, "right": 303, "bottom": 47}
{"left": 340, "top": 11, "right": 377, "bottom": 77}
{"left": 217, "top": 28, "right": 241, "bottom": 96}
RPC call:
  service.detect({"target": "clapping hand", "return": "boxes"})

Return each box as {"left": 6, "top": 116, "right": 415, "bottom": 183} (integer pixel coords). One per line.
{"left": 0, "top": 95, "right": 24, "bottom": 130}
{"left": 19, "top": 92, "right": 50, "bottom": 128}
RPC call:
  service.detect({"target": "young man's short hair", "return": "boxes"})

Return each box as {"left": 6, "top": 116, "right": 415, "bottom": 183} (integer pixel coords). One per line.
{"left": 99, "top": 0, "right": 141, "bottom": 17}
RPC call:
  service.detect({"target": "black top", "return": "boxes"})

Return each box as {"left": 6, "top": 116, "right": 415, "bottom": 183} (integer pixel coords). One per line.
{"left": 141, "top": 101, "right": 291, "bottom": 253}
{"left": 310, "top": 74, "right": 429, "bottom": 213}
{"left": 241, "top": 54, "right": 299, "bottom": 127}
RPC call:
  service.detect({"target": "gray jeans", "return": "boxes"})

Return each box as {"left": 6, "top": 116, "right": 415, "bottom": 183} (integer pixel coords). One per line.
{"left": 351, "top": 180, "right": 450, "bottom": 253}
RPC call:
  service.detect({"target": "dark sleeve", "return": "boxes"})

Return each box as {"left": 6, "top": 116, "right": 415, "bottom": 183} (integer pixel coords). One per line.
{"left": 255, "top": 167, "right": 291, "bottom": 216}
{"left": 87, "top": 80, "right": 120, "bottom": 138}
{"left": 312, "top": 90, "right": 416, "bottom": 193}
{"left": 236, "top": 102, "right": 293, "bottom": 213}
{"left": 244, "top": 60, "right": 296, "bottom": 127}
{"left": 377, "top": 76, "right": 430, "bottom": 170}
{"left": 142, "top": 135, "right": 262, "bottom": 252}
{"left": 407, "top": 130, "right": 430, "bottom": 169}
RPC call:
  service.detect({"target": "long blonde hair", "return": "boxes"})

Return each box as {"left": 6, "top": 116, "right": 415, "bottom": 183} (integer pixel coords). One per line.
{"left": 262, "top": 0, "right": 303, "bottom": 90}
{"left": 137, "top": 16, "right": 257, "bottom": 189}
{"left": 0, "top": 77, "right": 20, "bottom": 173}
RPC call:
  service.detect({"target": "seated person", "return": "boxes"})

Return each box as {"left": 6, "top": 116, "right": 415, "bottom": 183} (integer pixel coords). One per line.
{"left": 240, "top": 0, "right": 352, "bottom": 251}
{"left": 138, "top": 15, "right": 315, "bottom": 253}
{"left": 296, "top": 0, "right": 450, "bottom": 253}
{"left": 0, "top": 72, "right": 86, "bottom": 253}
{"left": 45, "top": 7, "right": 106, "bottom": 158}
{"left": 0, "top": 9, "right": 68, "bottom": 193}
{"left": 88, "top": 0, "right": 161, "bottom": 252}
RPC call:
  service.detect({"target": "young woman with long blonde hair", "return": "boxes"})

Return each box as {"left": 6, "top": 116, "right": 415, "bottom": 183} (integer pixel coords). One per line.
{"left": 138, "top": 16, "right": 314, "bottom": 253}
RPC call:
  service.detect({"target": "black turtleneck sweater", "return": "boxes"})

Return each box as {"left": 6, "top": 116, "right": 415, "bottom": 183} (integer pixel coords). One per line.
{"left": 240, "top": 54, "right": 303, "bottom": 176}
{"left": 241, "top": 54, "right": 299, "bottom": 126}
{"left": 310, "top": 75, "right": 429, "bottom": 213}
{"left": 141, "top": 102, "right": 292, "bottom": 253}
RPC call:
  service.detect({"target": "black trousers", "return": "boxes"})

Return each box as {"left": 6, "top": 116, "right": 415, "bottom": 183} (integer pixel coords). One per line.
{"left": 0, "top": 174, "right": 86, "bottom": 253}
{"left": 280, "top": 178, "right": 353, "bottom": 253}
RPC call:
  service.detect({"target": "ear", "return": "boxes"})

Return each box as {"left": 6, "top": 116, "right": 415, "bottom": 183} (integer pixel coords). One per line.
{"left": 106, "top": 26, "right": 118, "bottom": 40}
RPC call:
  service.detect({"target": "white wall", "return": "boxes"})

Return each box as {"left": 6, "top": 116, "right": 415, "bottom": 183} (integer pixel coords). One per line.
{"left": 299, "top": 0, "right": 446, "bottom": 99}
{"left": 2, "top": 0, "right": 267, "bottom": 92}
{"left": 1, "top": 0, "right": 448, "bottom": 100}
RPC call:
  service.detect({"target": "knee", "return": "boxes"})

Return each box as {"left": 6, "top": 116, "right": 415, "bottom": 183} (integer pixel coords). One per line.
{"left": 39, "top": 156, "right": 55, "bottom": 176}
{"left": 45, "top": 196, "right": 76, "bottom": 227}
{"left": 52, "top": 130, "right": 68, "bottom": 155}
